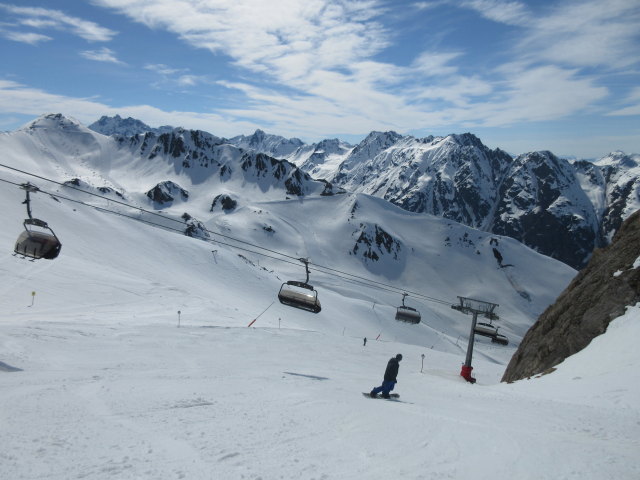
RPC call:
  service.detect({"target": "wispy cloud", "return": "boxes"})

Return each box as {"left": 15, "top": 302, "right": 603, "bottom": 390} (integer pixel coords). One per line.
{"left": 89, "top": 0, "right": 633, "bottom": 136}
{"left": 0, "top": 3, "right": 117, "bottom": 42}
{"left": 607, "top": 87, "right": 640, "bottom": 116}
{"left": 0, "top": 79, "right": 256, "bottom": 136}
{"left": 458, "top": 0, "right": 640, "bottom": 70}
{"left": 0, "top": 77, "right": 636, "bottom": 156}
{"left": 80, "top": 47, "right": 124, "bottom": 64}
{"left": 519, "top": 0, "right": 640, "bottom": 70}
{"left": 144, "top": 64, "right": 182, "bottom": 76}
{"left": 93, "top": 1, "right": 390, "bottom": 81}
{"left": 412, "top": 1, "right": 446, "bottom": 11}
{"left": 473, "top": 65, "right": 609, "bottom": 126}
{"left": 144, "top": 64, "right": 210, "bottom": 89}
{"left": 2, "top": 0, "right": 637, "bottom": 147}
{"left": 1, "top": 30, "right": 52, "bottom": 45}
{"left": 460, "top": 0, "right": 530, "bottom": 26}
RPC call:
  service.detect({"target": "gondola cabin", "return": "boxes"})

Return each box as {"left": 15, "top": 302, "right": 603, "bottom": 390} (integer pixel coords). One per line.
{"left": 278, "top": 281, "right": 321, "bottom": 313}
{"left": 395, "top": 305, "right": 421, "bottom": 324}
{"left": 13, "top": 183, "right": 62, "bottom": 261}
{"left": 14, "top": 219, "right": 62, "bottom": 260}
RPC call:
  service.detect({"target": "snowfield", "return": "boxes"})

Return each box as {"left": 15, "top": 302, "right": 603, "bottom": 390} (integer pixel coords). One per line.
{"left": 1, "top": 308, "right": 639, "bottom": 479}
{"left": 1, "top": 117, "right": 639, "bottom": 479}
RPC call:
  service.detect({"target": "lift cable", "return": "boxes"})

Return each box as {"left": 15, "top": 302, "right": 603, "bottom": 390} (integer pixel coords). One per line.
{"left": 0, "top": 170, "right": 452, "bottom": 305}
{"left": 0, "top": 166, "right": 455, "bottom": 307}
{"left": 2, "top": 172, "right": 407, "bottom": 298}
{"left": 0, "top": 163, "right": 304, "bottom": 262}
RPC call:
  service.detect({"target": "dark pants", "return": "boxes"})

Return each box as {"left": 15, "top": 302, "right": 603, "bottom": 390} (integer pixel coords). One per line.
{"left": 371, "top": 380, "right": 396, "bottom": 396}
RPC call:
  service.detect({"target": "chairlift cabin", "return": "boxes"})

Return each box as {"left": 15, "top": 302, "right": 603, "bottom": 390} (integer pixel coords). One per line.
{"left": 277, "top": 258, "right": 321, "bottom": 313}
{"left": 474, "top": 321, "right": 509, "bottom": 345}
{"left": 13, "top": 183, "right": 62, "bottom": 260}
{"left": 15, "top": 219, "right": 62, "bottom": 260}
{"left": 395, "top": 293, "right": 421, "bottom": 324}
{"left": 492, "top": 333, "right": 509, "bottom": 345}
{"left": 474, "top": 322, "right": 498, "bottom": 338}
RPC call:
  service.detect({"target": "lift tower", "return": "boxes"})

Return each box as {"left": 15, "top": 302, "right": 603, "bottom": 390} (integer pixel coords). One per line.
{"left": 452, "top": 296, "right": 499, "bottom": 383}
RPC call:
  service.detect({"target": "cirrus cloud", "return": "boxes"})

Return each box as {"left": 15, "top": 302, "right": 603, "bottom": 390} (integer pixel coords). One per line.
{"left": 0, "top": 2, "right": 117, "bottom": 42}
{"left": 80, "top": 47, "right": 124, "bottom": 64}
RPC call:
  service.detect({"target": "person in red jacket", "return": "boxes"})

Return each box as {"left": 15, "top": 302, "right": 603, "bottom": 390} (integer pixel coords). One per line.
{"left": 370, "top": 354, "right": 402, "bottom": 398}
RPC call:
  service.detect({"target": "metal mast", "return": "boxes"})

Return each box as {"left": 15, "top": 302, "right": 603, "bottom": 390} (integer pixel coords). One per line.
{"left": 452, "top": 296, "right": 499, "bottom": 383}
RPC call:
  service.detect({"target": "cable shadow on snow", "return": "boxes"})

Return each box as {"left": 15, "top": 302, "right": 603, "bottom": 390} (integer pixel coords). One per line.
{"left": 0, "top": 360, "right": 23, "bottom": 372}
{"left": 283, "top": 371, "right": 329, "bottom": 381}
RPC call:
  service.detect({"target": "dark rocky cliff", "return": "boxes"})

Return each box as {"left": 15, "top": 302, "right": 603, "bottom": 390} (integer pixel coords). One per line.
{"left": 501, "top": 209, "right": 640, "bottom": 382}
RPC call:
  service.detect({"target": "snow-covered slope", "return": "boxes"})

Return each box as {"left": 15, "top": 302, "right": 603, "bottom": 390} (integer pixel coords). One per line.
{"left": 577, "top": 151, "right": 640, "bottom": 241}
{"left": 284, "top": 137, "right": 353, "bottom": 180}
{"left": 1, "top": 115, "right": 638, "bottom": 479}
{"left": 7, "top": 114, "right": 337, "bottom": 210}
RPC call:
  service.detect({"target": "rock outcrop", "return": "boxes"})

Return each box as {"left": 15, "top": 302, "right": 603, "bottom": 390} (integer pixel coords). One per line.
{"left": 501, "top": 209, "right": 640, "bottom": 382}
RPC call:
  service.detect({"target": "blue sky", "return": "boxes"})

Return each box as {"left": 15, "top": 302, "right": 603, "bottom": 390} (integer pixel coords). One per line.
{"left": 0, "top": 0, "right": 638, "bottom": 158}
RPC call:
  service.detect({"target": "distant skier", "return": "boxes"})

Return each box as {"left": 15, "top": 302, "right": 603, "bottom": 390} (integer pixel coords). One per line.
{"left": 363, "top": 337, "right": 367, "bottom": 346}
{"left": 370, "top": 354, "right": 402, "bottom": 398}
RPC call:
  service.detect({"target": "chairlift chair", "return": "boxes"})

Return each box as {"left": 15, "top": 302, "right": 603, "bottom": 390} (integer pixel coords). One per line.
{"left": 277, "top": 258, "right": 321, "bottom": 313}
{"left": 492, "top": 333, "right": 509, "bottom": 345}
{"left": 14, "top": 219, "right": 62, "bottom": 260}
{"left": 395, "top": 293, "right": 421, "bottom": 324}
{"left": 13, "top": 183, "right": 62, "bottom": 260}
{"left": 473, "top": 321, "right": 509, "bottom": 345}
{"left": 474, "top": 322, "right": 498, "bottom": 338}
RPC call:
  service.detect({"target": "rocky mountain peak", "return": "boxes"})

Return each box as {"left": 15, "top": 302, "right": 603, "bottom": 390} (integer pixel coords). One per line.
{"left": 356, "top": 130, "right": 402, "bottom": 150}
{"left": 230, "top": 129, "right": 304, "bottom": 158}
{"left": 89, "top": 115, "right": 174, "bottom": 137}
{"left": 597, "top": 151, "right": 639, "bottom": 169}
{"left": 447, "top": 132, "right": 485, "bottom": 149}
{"left": 24, "top": 113, "right": 84, "bottom": 131}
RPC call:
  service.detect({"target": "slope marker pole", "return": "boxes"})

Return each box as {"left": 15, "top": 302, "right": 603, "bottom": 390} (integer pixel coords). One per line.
{"left": 247, "top": 302, "right": 275, "bottom": 327}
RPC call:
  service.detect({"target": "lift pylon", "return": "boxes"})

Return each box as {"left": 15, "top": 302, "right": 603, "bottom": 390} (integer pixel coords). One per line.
{"left": 452, "top": 296, "right": 499, "bottom": 383}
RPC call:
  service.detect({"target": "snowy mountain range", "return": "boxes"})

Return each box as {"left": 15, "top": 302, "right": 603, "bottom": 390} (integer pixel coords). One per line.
{"left": 2, "top": 113, "right": 639, "bottom": 479}
{"left": 89, "top": 115, "right": 640, "bottom": 269}
{"left": 283, "top": 131, "right": 639, "bottom": 270}
{"left": 2, "top": 113, "right": 578, "bottom": 342}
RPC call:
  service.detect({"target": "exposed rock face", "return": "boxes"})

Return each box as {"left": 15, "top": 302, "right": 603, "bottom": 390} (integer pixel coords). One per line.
{"left": 501, "top": 209, "right": 640, "bottom": 382}
{"left": 351, "top": 223, "right": 402, "bottom": 262}
{"left": 211, "top": 194, "right": 237, "bottom": 212}
{"left": 146, "top": 181, "right": 188, "bottom": 205}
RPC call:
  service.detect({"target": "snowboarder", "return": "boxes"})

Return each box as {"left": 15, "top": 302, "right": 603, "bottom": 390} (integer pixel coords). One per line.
{"left": 370, "top": 354, "right": 402, "bottom": 398}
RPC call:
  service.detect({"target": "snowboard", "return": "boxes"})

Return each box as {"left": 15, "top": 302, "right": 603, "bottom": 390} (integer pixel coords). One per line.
{"left": 362, "top": 392, "right": 400, "bottom": 399}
